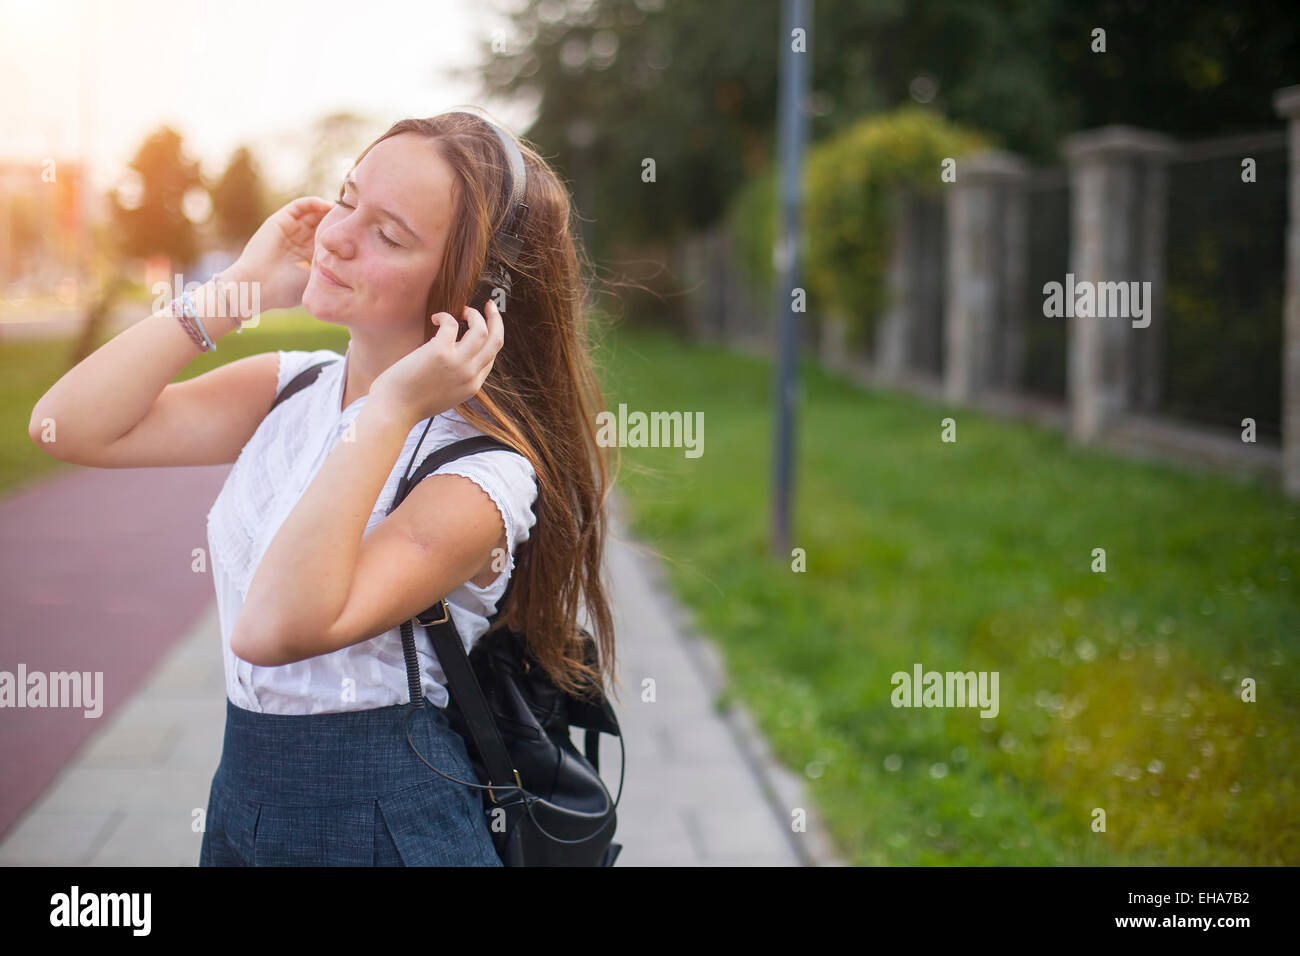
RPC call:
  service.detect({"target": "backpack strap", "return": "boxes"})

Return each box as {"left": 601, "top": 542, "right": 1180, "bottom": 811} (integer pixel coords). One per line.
{"left": 393, "top": 436, "right": 616, "bottom": 800}
{"left": 394, "top": 435, "right": 522, "bottom": 509}
{"left": 389, "top": 434, "right": 531, "bottom": 804}
{"left": 267, "top": 359, "right": 337, "bottom": 416}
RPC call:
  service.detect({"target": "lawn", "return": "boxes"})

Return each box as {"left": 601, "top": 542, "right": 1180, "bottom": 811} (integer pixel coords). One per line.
{"left": 594, "top": 322, "right": 1299, "bottom": 865}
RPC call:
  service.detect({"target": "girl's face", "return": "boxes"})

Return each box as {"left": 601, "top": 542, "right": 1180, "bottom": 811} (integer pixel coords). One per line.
{"left": 303, "top": 132, "right": 457, "bottom": 331}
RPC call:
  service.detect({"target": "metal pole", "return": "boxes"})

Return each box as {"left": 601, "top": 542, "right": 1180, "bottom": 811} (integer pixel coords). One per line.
{"left": 771, "top": 0, "right": 811, "bottom": 558}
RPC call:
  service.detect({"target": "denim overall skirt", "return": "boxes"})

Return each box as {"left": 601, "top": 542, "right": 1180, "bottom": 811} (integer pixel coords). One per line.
{"left": 200, "top": 697, "right": 502, "bottom": 866}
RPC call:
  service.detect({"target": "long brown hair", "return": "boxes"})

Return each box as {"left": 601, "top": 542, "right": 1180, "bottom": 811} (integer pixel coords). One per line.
{"left": 350, "top": 110, "right": 621, "bottom": 704}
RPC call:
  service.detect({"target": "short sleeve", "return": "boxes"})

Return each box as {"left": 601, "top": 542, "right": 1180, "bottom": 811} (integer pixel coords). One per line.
{"left": 433, "top": 449, "right": 539, "bottom": 593}
{"left": 275, "top": 348, "right": 342, "bottom": 398}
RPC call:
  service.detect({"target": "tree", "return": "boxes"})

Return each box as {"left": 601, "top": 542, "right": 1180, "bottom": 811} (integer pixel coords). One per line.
{"left": 461, "top": 0, "right": 1300, "bottom": 260}
{"left": 210, "top": 146, "right": 269, "bottom": 247}
{"left": 69, "top": 126, "right": 205, "bottom": 366}
{"left": 107, "top": 125, "right": 204, "bottom": 268}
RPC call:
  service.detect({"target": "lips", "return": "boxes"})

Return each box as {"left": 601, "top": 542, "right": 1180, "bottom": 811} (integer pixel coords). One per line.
{"left": 315, "top": 262, "right": 350, "bottom": 289}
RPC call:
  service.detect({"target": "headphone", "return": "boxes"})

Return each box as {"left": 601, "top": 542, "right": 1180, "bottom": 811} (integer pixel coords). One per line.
{"left": 435, "top": 108, "right": 530, "bottom": 318}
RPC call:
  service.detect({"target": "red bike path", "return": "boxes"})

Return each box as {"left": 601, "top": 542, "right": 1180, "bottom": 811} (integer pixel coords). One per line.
{"left": 0, "top": 462, "right": 229, "bottom": 839}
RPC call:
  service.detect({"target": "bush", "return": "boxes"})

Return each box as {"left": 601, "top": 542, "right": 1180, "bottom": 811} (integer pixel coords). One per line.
{"left": 729, "top": 106, "right": 992, "bottom": 352}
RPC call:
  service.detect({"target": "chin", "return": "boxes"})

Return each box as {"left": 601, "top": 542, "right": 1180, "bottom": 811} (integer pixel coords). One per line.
{"left": 302, "top": 284, "right": 343, "bottom": 323}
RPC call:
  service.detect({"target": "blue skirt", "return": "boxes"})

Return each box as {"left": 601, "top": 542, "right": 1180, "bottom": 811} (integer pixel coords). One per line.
{"left": 200, "top": 697, "right": 502, "bottom": 866}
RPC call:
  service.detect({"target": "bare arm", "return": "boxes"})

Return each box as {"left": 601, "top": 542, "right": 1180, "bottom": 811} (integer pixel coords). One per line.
{"left": 28, "top": 196, "right": 334, "bottom": 468}
{"left": 28, "top": 270, "right": 251, "bottom": 464}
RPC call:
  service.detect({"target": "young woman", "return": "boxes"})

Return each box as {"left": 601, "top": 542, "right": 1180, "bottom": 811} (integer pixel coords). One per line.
{"left": 29, "top": 111, "right": 619, "bottom": 866}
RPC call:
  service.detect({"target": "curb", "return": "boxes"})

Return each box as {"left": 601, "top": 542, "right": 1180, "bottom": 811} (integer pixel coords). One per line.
{"left": 608, "top": 493, "right": 847, "bottom": 867}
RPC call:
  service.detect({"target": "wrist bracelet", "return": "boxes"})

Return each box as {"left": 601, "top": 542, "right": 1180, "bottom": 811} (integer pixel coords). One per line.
{"left": 181, "top": 319, "right": 206, "bottom": 351}
{"left": 170, "top": 291, "right": 216, "bottom": 352}
{"left": 170, "top": 297, "right": 207, "bottom": 351}
{"left": 187, "top": 292, "right": 217, "bottom": 351}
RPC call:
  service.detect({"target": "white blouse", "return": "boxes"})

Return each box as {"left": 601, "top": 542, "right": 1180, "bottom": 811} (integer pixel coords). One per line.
{"left": 205, "top": 342, "right": 539, "bottom": 714}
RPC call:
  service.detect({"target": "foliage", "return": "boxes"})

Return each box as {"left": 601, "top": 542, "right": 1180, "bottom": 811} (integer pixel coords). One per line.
{"left": 729, "top": 106, "right": 989, "bottom": 352}
{"left": 725, "top": 164, "right": 776, "bottom": 321}
{"left": 209, "top": 147, "right": 270, "bottom": 247}
{"left": 468, "top": 0, "right": 1300, "bottom": 260}
{"left": 107, "top": 127, "right": 204, "bottom": 267}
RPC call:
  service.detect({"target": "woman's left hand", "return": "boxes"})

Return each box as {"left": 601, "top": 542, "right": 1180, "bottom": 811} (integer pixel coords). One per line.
{"left": 371, "top": 299, "right": 504, "bottom": 424}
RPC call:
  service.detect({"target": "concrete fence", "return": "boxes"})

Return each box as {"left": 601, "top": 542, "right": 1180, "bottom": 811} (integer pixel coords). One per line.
{"left": 679, "top": 86, "right": 1300, "bottom": 498}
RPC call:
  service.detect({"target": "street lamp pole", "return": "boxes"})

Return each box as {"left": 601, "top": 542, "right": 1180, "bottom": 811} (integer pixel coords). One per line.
{"left": 770, "top": 0, "right": 811, "bottom": 559}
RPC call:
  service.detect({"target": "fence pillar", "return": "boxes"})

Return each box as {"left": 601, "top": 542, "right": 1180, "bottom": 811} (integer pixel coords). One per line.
{"left": 1002, "top": 175, "right": 1030, "bottom": 390}
{"left": 944, "top": 151, "right": 1029, "bottom": 403}
{"left": 876, "top": 188, "right": 914, "bottom": 381}
{"left": 1275, "top": 85, "right": 1300, "bottom": 499}
{"left": 1063, "top": 126, "right": 1176, "bottom": 443}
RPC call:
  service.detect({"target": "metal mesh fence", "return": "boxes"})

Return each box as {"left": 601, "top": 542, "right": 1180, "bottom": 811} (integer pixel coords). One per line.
{"left": 1021, "top": 168, "right": 1070, "bottom": 400}
{"left": 1159, "top": 132, "right": 1287, "bottom": 440}
{"left": 907, "top": 191, "right": 947, "bottom": 377}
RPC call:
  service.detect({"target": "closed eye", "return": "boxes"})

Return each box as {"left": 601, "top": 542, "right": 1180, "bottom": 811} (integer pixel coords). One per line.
{"left": 333, "top": 198, "right": 400, "bottom": 247}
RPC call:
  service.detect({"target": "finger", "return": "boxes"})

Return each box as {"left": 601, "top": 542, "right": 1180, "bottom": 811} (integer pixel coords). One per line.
{"left": 430, "top": 311, "right": 457, "bottom": 347}
{"left": 288, "top": 196, "right": 332, "bottom": 221}
{"left": 473, "top": 347, "right": 499, "bottom": 394}
{"left": 285, "top": 199, "right": 331, "bottom": 245}
{"left": 301, "top": 202, "right": 331, "bottom": 228}
{"left": 472, "top": 301, "right": 503, "bottom": 378}
{"left": 453, "top": 306, "right": 492, "bottom": 385}
{"left": 460, "top": 304, "right": 490, "bottom": 353}
{"left": 290, "top": 205, "right": 331, "bottom": 241}
{"left": 471, "top": 298, "right": 503, "bottom": 365}
{"left": 485, "top": 297, "right": 505, "bottom": 351}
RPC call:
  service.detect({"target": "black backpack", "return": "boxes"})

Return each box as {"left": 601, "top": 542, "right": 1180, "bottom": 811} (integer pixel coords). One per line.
{"left": 267, "top": 358, "right": 624, "bottom": 866}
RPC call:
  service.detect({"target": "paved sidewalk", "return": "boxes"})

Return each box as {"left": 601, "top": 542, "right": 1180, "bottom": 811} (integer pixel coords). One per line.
{"left": 0, "top": 462, "right": 228, "bottom": 838}
{"left": 0, "top": 489, "right": 841, "bottom": 866}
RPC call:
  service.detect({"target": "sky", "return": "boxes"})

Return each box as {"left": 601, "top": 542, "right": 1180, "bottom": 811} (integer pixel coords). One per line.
{"left": 0, "top": 0, "right": 534, "bottom": 195}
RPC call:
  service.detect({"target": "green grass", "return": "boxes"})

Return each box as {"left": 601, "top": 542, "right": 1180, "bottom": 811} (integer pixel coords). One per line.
{"left": 1, "top": 308, "right": 348, "bottom": 495}
{"left": 594, "top": 322, "right": 1299, "bottom": 865}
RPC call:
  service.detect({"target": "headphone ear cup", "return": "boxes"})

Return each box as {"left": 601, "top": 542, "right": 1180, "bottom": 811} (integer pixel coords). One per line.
{"left": 476, "top": 260, "right": 512, "bottom": 313}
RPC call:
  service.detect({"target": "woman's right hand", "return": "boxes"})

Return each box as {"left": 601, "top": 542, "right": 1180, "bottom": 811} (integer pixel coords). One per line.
{"left": 227, "top": 197, "right": 334, "bottom": 315}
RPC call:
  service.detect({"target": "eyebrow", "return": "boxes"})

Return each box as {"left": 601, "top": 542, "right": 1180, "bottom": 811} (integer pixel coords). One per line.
{"left": 341, "top": 174, "right": 420, "bottom": 242}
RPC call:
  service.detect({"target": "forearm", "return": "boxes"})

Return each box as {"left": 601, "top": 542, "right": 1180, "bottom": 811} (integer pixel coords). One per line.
{"left": 232, "top": 397, "right": 416, "bottom": 664}
{"left": 28, "top": 268, "right": 250, "bottom": 451}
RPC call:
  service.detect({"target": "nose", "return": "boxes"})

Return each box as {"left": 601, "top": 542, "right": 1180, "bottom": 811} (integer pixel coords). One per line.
{"left": 316, "top": 211, "right": 356, "bottom": 261}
